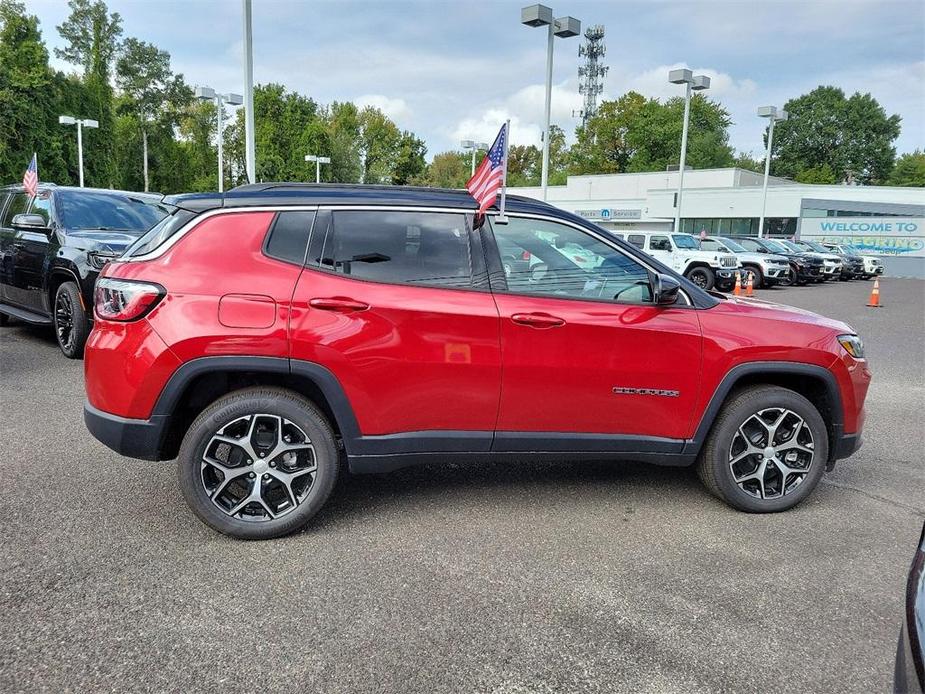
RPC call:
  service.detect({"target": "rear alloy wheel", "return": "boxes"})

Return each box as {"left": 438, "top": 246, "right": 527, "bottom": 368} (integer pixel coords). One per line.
{"left": 686, "top": 266, "right": 715, "bottom": 290}
{"left": 696, "top": 385, "right": 828, "bottom": 512}
{"left": 54, "top": 281, "right": 89, "bottom": 359}
{"left": 178, "top": 387, "right": 338, "bottom": 540}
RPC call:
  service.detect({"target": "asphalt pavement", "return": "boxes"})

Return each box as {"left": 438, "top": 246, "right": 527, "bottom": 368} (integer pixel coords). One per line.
{"left": 1, "top": 277, "right": 923, "bottom": 693}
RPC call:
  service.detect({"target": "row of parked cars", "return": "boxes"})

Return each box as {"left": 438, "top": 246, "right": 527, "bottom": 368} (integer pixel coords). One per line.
{"left": 606, "top": 230, "right": 883, "bottom": 292}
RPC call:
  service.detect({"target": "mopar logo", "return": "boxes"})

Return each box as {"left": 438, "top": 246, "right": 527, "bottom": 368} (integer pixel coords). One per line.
{"left": 612, "top": 387, "right": 680, "bottom": 397}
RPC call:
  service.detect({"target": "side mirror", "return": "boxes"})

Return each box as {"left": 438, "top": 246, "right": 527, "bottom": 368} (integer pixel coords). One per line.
{"left": 652, "top": 272, "right": 681, "bottom": 305}
{"left": 12, "top": 213, "right": 48, "bottom": 231}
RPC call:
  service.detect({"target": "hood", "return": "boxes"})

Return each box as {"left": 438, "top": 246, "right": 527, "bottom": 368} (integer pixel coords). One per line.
{"left": 739, "top": 252, "right": 789, "bottom": 264}
{"left": 64, "top": 228, "right": 143, "bottom": 253}
{"left": 711, "top": 294, "right": 853, "bottom": 333}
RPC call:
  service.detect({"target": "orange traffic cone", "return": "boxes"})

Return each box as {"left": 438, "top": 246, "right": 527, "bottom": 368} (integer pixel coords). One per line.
{"left": 866, "top": 278, "right": 882, "bottom": 308}
{"left": 733, "top": 272, "right": 742, "bottom": 296}
{"left": 745, "top": 273, "right": 755, "bottom": 297}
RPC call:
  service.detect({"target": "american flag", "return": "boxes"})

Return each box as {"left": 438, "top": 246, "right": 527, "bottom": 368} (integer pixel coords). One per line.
{"left": 23, "top": 153, "right": 38, "bottom": 198}
{"left": 466, "top": 123, "right": 507, "bottom": 215}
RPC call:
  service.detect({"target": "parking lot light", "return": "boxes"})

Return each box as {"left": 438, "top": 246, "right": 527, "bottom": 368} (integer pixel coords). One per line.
{"left": 58, "top": 115, "right": 98, "bottom": 188}
{"left": 757, "top": 106, "right": 789, "bottom": 238}
{"left": 304, "top": 154, "right": 331, "bottom": 183}
{"left": 460, "top": 140, "right": 490, "bottom": 175}
{"left": 522, "top": 4, "right": 581, "bottom": 201}
{"left": 196, "top": 87, "right": 244, "bottom": 193}
{"left": 668, "top": 69, "right": 711, "bottom": 233}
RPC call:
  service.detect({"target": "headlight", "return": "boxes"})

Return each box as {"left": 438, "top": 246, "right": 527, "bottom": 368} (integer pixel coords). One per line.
{"left": 88, "top": 251, "right": 118, "bottom": 270}
{"left": 837, "top": 334, "right": 865, "bottom": 359}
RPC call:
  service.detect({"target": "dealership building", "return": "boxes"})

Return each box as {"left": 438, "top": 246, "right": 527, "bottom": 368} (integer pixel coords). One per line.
{"left": 509, "top": 168, "right": 925, "bottom": 277}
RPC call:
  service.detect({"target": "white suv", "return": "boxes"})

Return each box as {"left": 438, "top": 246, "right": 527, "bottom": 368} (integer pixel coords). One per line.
{"left": 615, "top": 231, "right": 741, "bottom": 291}
{"left": 700, "top": 235, "right": 792, "bottom": 288}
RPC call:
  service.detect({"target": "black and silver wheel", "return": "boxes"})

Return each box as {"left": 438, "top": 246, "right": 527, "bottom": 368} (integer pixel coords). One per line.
{"left": 742, "top": 265, "right": 763, "bottom": 289}
{"left": 686, "top": 266, "right": 715, "bottom": 290}
{"left": 54, "top": 281, "right": 89, "bottom": 359}
{"left": 778, "top": 266, "right": 795, "bottom": 287}
{"left": 178, "top": 387, "right": 338, "bottom": 540}
{"left": 696, "top": 385, "right": 828, "bottom": 512}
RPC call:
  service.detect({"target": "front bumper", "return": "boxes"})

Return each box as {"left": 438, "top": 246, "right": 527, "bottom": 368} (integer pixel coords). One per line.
{"left": 84, "top": 401, "right": 170, "bottom": 461}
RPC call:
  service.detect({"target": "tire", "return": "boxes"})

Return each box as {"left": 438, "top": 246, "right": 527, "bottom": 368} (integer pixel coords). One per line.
{"left": 778, "top": 266, "right": 795, "bottom": 287}
{"left": 54, "top": 281, "right": 89, "bottom": 359}
{"left": 177, "top": 387, "right": 339, "bottom": 540}
{"left": 742, "top": 265, "right": 764, "bottom": 289}
{"left": 686, "top": 266, "right": 715, "bottom": 290}
{"left": 696, "top": 385, "right": 829, "bottom": 513}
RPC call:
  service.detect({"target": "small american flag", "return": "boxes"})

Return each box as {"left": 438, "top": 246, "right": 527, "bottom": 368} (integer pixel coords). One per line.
{"left": 466, "top": 123, "right": 507, "bottom": 215}
{"left": 23, "top": 153, "right": 38, "bottom": 197}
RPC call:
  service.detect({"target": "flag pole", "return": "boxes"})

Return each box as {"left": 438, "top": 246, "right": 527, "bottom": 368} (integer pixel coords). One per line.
{"left": 495, "top": 119, "right": 511, "bottom": 224}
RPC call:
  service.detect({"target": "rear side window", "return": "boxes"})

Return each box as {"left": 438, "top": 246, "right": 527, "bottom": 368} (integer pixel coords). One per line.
{"left": 264, "top": 211, "right": 315, "bottom": 265}
{"left": 323, "top": 211, "right": 472, "bottom": 289}
{"left": 2, "top": 192, "right": 30, "bottom": 227}
{"left": 627, "top": 234, "right": 645, "bottom": 249}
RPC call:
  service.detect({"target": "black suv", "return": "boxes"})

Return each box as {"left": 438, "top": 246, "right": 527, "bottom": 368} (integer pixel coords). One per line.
{"left": 727, "top": 235, "right": 824, "bottom": 286}
{"left": 0, "top": 185, "right": 169, "bottom": 357}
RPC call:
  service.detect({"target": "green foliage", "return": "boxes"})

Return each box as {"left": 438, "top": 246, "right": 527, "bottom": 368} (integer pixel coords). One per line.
{"left": 417, "top": 151, "right": 470, "bottom": 188}
{"left": 887, "top": 150, "right": 925, "bottom": 187}
{"left": 392, "top": 131, "right": 427, "bottom": 185}
{"left": 772, "top": 86, "right": 901, "bottom": 184}
{"left": 570, "top": 91, "right": 734, "bottom": 175}
{"left": 732, "top": 152, "right": 763, "bottom": 173}
{"left": 794, "top": 164, "right": 837, "bottom": 184}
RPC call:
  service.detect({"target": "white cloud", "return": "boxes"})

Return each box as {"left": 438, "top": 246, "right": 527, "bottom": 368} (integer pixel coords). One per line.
{"left": 354, "top": 94, "right": 412, "bottom": 123}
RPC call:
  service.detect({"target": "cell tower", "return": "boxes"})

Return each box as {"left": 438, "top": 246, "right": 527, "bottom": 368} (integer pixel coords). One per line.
{"left": 576, "top": 25, "right": 608, "bottom": 128}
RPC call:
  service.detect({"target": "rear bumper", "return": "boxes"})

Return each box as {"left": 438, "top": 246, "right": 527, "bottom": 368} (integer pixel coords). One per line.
{"left": 831, "top": 430, "right": 863, "bottom": 461}
{"left": 84, "top": 401, "right": 169, "bottom": 461}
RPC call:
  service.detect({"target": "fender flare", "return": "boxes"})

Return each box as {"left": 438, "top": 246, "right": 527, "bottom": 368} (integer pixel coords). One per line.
{"left": 681, "top": 360, "right": 844, "bottom": 457}
{"left": 150, "top": 355, "right": 362, "bottom": 451}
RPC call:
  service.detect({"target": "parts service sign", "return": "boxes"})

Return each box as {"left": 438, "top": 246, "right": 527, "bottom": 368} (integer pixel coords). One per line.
{"left": 801, "top": 217, "right": 925, "bottom": 257}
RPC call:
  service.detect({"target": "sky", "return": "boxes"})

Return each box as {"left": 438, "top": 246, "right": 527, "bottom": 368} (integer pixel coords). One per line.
{"left": 27, "top": 0, "right": 925, "bottom": 162}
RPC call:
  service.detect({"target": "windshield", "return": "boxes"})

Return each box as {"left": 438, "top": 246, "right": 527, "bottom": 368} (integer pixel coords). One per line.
{"left": 717, "top": 237, "right": 747, "bottom": 252}
{"left": 57, "top": 190, "right": 170, "bottom": 234}
{"left": 802, "top": 240, "right": 829, "bottom": 253}
{"left": 778, "top": 240, "right": 804, "bottom": 253}
{"left": 761, "top": 239, "right": 789, "bottom": 254}
{"left": 672, "top": 234, "right": 699, "bottom": 249}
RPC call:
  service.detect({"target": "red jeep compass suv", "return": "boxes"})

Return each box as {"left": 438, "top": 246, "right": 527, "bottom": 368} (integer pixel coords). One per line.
{"left": 83, "top": 184, "right": 870, "bottom": 539}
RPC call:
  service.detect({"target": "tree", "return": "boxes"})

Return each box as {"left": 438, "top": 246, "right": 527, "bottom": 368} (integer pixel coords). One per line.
{"left": 794, "top": 164, "right": 837, "bottom": 184}
{"left": 547, "top": 124, "right": 569, "bottom": 185}
{"left": 732, "top": 152, "right": 763, "bottom": 173}
{"left": 116, "top": 38, "right": 189, "bottom": 191}
{"left": 888, "top": 150, "right": 925, "bottom": 187}
{"left": 419, "top": 151, "right": 469, "bottom": 188}
{"left": 569, "top": 91, "right": 734, "bottom": 175}
{"left": 358, "top": 106, "right": 401, "bottom": 184}
{"left": 55, "top": 0, "right": 123, "bottom": 187}
{"left": 392, "top": 131, "right": 426, "bottom": 185}
{"left": 507, "top": 144, "right": 540, "bottom": 186}
{"left": 772, "top": 86, "right": 901, "bottom": 185}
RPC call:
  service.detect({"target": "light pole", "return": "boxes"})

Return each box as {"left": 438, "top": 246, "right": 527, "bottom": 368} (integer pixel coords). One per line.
{"left": 668, "top": 69, "right": 710, "bottom": 233}
{"left": 304, "top": 155, "right": 331, "bottom": 183}
{"left": 521, "top": 5, "right": 580, "bottom": 201}
{"left": 460, "top": 140, "right": 489, "bottom": 175}
{"left": 242, "top": 0, "right": 256, "bottom": 184}
{"left": 196, "top": 86, "right": 244, "bottom": 192}
{"left": 757, "top": 105, "right": 788, "bottom": 238}
{"left": 58, "top": 115, "right": 98, "bottom": 188}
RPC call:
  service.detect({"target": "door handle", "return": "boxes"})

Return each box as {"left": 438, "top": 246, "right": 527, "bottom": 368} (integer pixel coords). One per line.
{"left": 511, "top": 312, "right": 565, "bottom": 328}
{"left": 309, "top": 297, "right": 369, "bottom": 312}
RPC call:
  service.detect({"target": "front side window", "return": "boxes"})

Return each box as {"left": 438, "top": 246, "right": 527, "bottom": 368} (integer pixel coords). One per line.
{"left": 672, "top": 234, "right": 699, "bottom": 249}
{"left": 2, "top": 192, "right": 30, "bottom": 227}
{"left": 29, "top": 193, "right": 52, "bottom": 225}
{"left": 491, "top": 217, "right": 652, "bottom": 304}
{"left": 324, "top": 211, "right": 472, "bottom": 289}
{"left": 649, "top": 235, "right": 671, "bottom": 251}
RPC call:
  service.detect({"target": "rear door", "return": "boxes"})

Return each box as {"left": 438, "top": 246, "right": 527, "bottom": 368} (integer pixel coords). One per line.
{"left": 15, "top": 192, "right": 55, "bottom": 313}
{"left": 288, "top": 208, "right": 501, "bottom": 449}
{"left": 0, "top": 192, "right": 33, "bottom": 308}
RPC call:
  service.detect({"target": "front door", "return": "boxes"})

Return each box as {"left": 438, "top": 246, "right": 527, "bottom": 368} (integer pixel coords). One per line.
{"left": 288, "top": 209, "right": 501, "bottom": 448}
{"left": 14, "top": 192, "right": 55, "bottom": 313}
{"left": 486, "top": 216, "right": 703, "bottom": 449}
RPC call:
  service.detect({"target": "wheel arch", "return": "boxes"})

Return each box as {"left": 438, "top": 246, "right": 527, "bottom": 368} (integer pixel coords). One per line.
{"left": 684, "top": 361, "right": 843, "bottom": 463}
{"left": 153, "top": 356, "right": 361, "bottom": 460}
{"left": 46, "top": 265, "right": 83, "bottom": 315}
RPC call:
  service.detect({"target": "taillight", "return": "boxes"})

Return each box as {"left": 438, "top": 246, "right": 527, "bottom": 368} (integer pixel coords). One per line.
{"left": 521, "top": 251, "right": 531, "bottom": 261}
{"left": 94, "top": 278, "right": 165, "bottom": 322}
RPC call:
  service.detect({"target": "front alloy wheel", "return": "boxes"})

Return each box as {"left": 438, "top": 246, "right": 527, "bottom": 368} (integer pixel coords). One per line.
{"left": 54, "top": 281, "right": 89, "bottom": 359}
{"left": 696, "top": 385, "right": 828, "bottom": 512}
